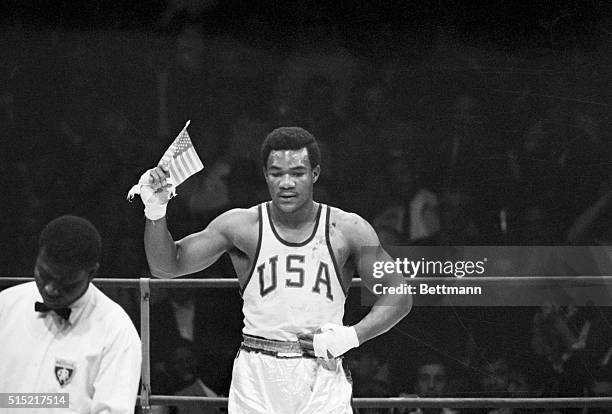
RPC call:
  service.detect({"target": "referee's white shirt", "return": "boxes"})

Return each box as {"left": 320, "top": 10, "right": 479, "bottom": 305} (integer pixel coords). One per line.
{"left": 0, "top": 281, "right": 142, "bottom": 414}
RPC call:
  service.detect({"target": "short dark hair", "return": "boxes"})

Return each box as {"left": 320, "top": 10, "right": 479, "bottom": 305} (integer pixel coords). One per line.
{"left": 38, "top": 215, "right": 101, "bottom": 268}
{"left": 260, "top": 126, "right": 320, "bottom": 169}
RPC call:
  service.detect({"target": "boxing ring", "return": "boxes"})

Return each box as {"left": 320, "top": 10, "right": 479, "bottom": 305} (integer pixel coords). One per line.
{"left": 2, "top": 276, "right": 612, "bottom": 412}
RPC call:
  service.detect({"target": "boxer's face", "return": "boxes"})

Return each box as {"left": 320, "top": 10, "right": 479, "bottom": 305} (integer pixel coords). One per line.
{"left": 34, "top": 249, "right": 97, "bottom": 309}
{"left": 264, "top": 148, "right": 319, "bottom": 214}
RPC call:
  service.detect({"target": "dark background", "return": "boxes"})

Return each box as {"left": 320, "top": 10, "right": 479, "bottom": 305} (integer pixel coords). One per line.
{"left": 2, "top": 0, "right": 612, "bottom": 409}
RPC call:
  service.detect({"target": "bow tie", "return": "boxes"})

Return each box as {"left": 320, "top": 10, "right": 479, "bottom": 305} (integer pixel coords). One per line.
{"left": 35, "top": 302, "right": 71, "bottom": 321}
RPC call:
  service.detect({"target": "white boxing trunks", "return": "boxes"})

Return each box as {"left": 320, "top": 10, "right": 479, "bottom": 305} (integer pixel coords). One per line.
{"left": 228, "top": 335, "right": 353, "bottom": 414}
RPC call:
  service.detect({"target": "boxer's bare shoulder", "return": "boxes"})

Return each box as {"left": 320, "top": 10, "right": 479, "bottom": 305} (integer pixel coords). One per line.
{"left": 328, "top": 206, "right": 379, "bottom": 254}
{"left": 212, "top": 205, "right": 261, "bottom": 251}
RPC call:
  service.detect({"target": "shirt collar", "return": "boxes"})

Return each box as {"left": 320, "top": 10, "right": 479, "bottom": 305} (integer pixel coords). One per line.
{"left": 67, "top": 284, "right": 93, "bottom": 326}
{"left": 36, "top": 284, "right": 94, "bottom": 327}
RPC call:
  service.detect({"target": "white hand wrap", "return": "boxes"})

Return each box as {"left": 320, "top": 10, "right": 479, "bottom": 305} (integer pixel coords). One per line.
{"left": 127, "top": 170, "right": 172, "bottom": 221}
{"left": 144, "top": 201, "right": 168, "bottom": 221}
{"left": 312, "top": 323, "right": 359, "bottom": 359}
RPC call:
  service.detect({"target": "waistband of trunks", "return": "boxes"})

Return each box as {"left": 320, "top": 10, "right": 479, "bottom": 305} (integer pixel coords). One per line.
{"left": 240, "top": 334, "right": 308, "bottom": 358}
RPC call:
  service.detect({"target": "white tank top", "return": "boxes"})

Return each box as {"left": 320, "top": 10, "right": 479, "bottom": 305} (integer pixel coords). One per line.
{"left": 241, "top": 202, "right": 347, "bottom": 341}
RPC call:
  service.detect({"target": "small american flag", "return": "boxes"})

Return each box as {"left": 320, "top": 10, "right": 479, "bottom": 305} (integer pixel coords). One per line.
{"left": 160, "top": 120, "right": 204, "bottom": 187}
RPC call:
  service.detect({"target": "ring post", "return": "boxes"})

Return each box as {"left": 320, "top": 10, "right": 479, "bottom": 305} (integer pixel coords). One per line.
{"left": 139, "top": 277, "right": 151, "bottom": 414}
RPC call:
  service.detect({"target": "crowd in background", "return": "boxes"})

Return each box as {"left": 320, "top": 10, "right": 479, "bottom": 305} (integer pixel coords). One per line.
{"left": 2, "top": 4, "right": 612, "bottom": 412}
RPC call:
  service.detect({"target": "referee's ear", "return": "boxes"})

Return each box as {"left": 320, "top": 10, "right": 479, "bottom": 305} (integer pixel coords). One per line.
{"left": 87, "top": 263, "right": 100, "bottom": 282}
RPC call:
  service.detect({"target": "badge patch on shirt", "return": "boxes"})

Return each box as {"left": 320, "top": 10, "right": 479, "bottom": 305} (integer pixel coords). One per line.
{"left": 54, "top": 359, "right": 76, "bottom": 386}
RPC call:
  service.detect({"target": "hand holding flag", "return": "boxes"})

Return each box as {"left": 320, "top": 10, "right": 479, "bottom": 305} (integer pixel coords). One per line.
{"left": 127, "top": 120, "right": 204, "bottom": 207}
{"left": 158, "top": 120, "right": 204, "bottom": 188}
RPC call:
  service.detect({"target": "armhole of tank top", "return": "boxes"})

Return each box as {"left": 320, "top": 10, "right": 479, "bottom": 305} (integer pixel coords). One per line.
{"left": 325, "top": 205, "right": 349, "bottom": 296}
{"left": 239, "top": 204, "right": 263, "bottom": 297}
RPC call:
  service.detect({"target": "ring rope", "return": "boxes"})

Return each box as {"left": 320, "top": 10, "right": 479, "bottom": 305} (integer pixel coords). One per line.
{"left": 139, "top": 395, "right": 612, "bottom": 409}
{"left": 3, "top": 276, "right": 612, "bottom": 288}
{"left": 1, "top": 276, "right": 611, "bottom": 411}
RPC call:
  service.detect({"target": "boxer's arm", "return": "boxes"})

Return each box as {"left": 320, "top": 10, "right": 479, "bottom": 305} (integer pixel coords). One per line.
{"left": 345, "top": 213, "right": 412, "bottom": 344}
{"left": 299, "top": 213, "right": 412, "bottom": 358}
{"left": 145, "top": 209, "right": 237, "bottom": 278}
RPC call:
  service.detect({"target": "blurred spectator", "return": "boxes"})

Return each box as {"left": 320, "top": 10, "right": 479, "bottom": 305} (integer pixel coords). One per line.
{"left": 151, "top": 287, "right": 240, "bottom": 395}
{"left": 152, "top": 338, "right": 222, "bottom": 414}
{"left": 414, "top": 357, "right": 451, "bottom": 398}
{"left": 153, "top": 338, "right": 200, "bottom": 394}
{"left": 529, "top": 305, "right": 593, "bottom": 414}
{"left": 413, "top": 188, "right": 480, "bottom": 245}
{"left": 396, "top": 354, "right": 459, "bottom": 414}
{"left": 373, "top": 152, "right": 439, "bottom": 244}
{"left": 476, "top": 356, "right": 539, "bottom": 414}
{"left": 531, "top": 303, "right": 612, "bottom": 404}
{"left": 531, "top": 303, "right": 588, "bottom": 375}
{"left": 350, "top": 351, "right": 394, "bottom": 414}
{"left": 151, "top": 288, "right": 207, "bottom": 393}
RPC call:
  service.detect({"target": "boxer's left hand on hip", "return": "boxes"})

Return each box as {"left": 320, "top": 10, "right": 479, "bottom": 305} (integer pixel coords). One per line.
{"left": 312, "top": 323, "right": 359, "bottom": 359}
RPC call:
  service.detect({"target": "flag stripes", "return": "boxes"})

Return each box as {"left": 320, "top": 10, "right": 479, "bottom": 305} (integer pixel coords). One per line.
{"left": 159, "top": 121, "right": 204, "bottom": 187}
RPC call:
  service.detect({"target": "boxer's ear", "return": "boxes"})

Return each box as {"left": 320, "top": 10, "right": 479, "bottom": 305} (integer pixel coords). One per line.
{"left": 312, "top": 165, "right": 320, "bottom": 183}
